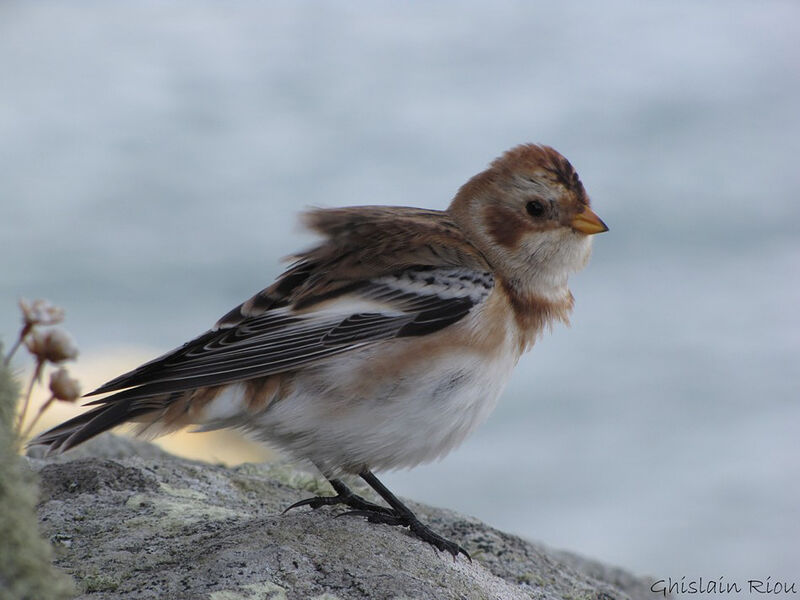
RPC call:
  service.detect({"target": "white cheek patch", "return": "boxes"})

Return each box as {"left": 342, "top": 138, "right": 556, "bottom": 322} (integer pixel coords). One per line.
{"left": 563, "top": 233, "right": 593, "bottom": 271}
{"left": 516, "top": 231, "right": 593, "bottom": 299}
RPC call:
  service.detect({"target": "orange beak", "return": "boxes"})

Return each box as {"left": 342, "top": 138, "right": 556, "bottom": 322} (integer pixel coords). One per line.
{"left": 570, "top": 207, "right": 609, "bottom": 235}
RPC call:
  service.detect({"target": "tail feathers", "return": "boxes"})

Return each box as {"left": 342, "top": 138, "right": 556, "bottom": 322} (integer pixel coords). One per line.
{"left": 29, "top": 401, "right": 156, "bottom": 455}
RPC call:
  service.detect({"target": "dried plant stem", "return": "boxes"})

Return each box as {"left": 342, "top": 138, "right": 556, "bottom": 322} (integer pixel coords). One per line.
{"left": 15, "top": 360, "right": 44, "bottom": 437}
{"left": 3, "top": 323, "right": 32, "bottom": 366}
{"left": 21, "top": 394, "right": 56, "bottom": 440}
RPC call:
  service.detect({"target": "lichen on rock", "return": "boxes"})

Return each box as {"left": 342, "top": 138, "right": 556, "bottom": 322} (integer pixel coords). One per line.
{"left": 28, "top": 433, "right": 660, "bottom": 599}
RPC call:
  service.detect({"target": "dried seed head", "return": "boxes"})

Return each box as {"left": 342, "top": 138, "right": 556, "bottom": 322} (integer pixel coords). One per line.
{"left": 19, "top": 298, "right": 65, "bottom": 327}
{"left": 49, "top": 367, "right": 81, "bottom": 402}
{"left": 25, "top": 328, "right": 79, "bottom": 363}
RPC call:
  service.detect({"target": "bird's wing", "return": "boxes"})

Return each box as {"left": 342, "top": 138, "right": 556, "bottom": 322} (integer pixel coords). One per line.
{"left": 31, "top": 207, "right": 494, "bottom": 454}
{"left": 86, "top": 266, "right": 495, "bottom": 404}
{"left": 215, "top": 205, "right": 491, "bottom": 327}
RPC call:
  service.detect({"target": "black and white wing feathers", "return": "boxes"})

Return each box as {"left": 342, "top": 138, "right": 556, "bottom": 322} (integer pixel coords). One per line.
{"left": 87, "top": 267, "right": 494, "bottom": 405}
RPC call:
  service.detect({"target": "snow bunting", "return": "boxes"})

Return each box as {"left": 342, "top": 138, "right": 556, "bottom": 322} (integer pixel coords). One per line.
{"left": 33, "top": 144, "right": 607, "bottom": 558}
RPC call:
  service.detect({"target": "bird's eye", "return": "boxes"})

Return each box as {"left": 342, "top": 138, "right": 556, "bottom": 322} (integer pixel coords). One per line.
{"left": 526, "top": 200, "right": 545, "bottom": 218}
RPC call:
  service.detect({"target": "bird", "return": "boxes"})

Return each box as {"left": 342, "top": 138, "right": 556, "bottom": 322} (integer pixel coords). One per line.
{"left": 32, "top": 143, "right": 608, "bottom": 559}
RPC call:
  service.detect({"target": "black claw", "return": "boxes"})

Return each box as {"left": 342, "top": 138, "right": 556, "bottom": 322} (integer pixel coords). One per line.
{"left": 337, "top": 509, "right": 403, "bottom": 526}
{"left": 408, "top": 520, "right": 471, "bottom": 561}
{"left": 282, "top": 495, "right": 339, "bottom": 514}
{"left": 286, "top": 471, "right": 471, "bottom": 561}
{"left": 340, "top": 508, "right": 471, "bottom": 561}
{"left": 283, "top": 491, "right": 394, "bottom": 516}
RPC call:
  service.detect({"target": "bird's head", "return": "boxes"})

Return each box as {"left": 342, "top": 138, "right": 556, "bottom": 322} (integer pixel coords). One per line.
{"left": 448, "top": 144, "right": 607, "bottom": 301}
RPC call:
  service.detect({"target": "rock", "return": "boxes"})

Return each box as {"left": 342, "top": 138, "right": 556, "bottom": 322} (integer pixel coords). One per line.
{"left": 0, "top": 354, "right": 74, "bottom": 600}
{"left": 30, "top": 434, "right": 658, "bottom": 600}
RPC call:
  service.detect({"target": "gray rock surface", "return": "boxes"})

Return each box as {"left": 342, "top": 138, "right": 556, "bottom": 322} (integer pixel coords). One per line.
{"left": 30, "top": 434, "right": 658, "bottom": 600}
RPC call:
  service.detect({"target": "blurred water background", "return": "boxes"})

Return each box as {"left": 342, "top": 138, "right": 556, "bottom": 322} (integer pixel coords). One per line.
{"left": 1, "top": 0, "right": 798, "bottom": 588}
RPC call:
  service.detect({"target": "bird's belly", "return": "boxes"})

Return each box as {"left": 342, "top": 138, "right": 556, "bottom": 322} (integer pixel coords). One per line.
{"left": 246, "top": 345, "right": 518, "bottom": 474}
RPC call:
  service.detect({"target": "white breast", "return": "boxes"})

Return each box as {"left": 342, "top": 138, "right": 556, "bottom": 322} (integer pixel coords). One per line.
{"left": 243, "top": 310, "right": 520, "bottom": 475}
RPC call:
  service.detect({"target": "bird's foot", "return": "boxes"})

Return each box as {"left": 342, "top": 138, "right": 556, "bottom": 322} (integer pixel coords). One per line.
{"left": 283, "top": 489, "right": 393, "bottom": 516}
{"left": 340, "top": 509, "right": 471, "bottom": 561}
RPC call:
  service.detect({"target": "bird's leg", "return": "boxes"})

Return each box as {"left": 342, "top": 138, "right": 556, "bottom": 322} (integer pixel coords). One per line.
{"left": 283, "top": 476, "right": 393, "bottom": 515}
{"left": 341, "top": 470, "right": 471, "bottom": 560}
